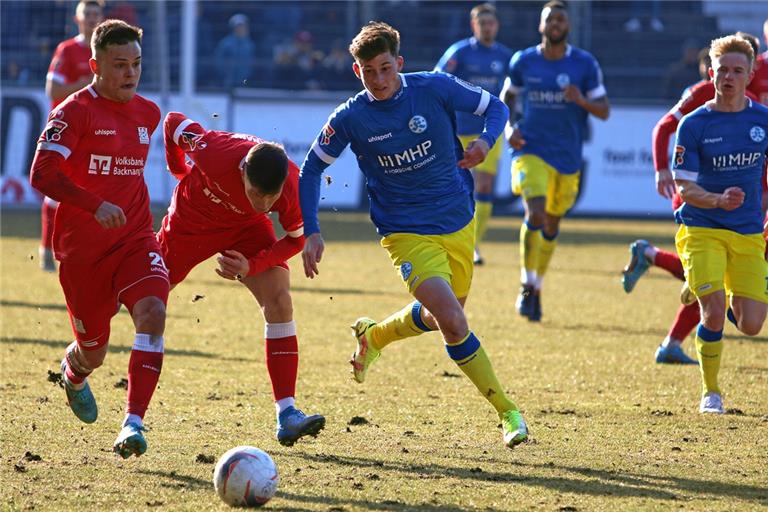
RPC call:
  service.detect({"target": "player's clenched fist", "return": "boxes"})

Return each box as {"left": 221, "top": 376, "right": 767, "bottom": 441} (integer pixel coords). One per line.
{"left": 717, "top": 187, "right": 745, "bottom": 211}
{"left": 94, "top": 201, "right": 126, "bottom": 228}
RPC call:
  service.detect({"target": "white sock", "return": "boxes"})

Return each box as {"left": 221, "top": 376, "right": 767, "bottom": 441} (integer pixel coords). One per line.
{"left": 643, "top": 245, "right": 658, "bottom": 263}
{"left": 535, "top": 275, "right": 543, "bottom": 291}
{"left": 521, "top": 269, "right": 537, "bottom": 286}
{"left": 123, "top": 413, "right": 143, "bottom": 428}
{"left": 275, "top": 397, "right": 295, "bottom": 417}
{"left": 660, "top": 336, "right": 682, "bottom": 348}
{"left": 62, "top": 371, "right": 86, "bottom": 391}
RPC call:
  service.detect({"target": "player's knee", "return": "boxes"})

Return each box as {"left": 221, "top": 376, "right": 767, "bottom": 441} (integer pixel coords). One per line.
{"left": 526, "top": 209, "right": 545, "bottom": 227}
{"left": 435, "top": 307, "right": 468, "bottom": 341}
{"left": 738, "top": 316, "right": 764, "bottom": 336}
{"left": 79, "top": 345, "right": 107, "bottom": 370}
{"left": 132, "top": 297, "right": 166, "bottom": 334}
{"left": 262, "top": 289, "right": 293, "bottom": 321}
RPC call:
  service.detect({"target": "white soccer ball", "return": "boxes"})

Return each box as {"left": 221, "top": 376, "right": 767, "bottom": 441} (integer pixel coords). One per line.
{"left": 213, "top": 446, "right": 279, "bottom": 508}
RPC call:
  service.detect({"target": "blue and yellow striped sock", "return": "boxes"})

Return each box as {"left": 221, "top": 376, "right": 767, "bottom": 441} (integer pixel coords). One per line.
{"left": 445, "top": 332, "right": 517, "bottom": 414}
{"left": 370, "top": 301, "right": 434, "bottom": 350}
{"left": 695, "top": 324, "right": 723, "bottom": 395}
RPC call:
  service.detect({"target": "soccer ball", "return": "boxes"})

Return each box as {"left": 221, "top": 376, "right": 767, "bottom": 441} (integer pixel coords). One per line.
{"left": 213, "top": 446, "right": 279, "bottom": 508}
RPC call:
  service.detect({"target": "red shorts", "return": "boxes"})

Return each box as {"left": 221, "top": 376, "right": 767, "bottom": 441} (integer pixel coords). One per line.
{"left": 58, "top": 235, "right": 170, "bottom": 349}
{"left": 157, "top": 212, "right": 285, "bottom": 285}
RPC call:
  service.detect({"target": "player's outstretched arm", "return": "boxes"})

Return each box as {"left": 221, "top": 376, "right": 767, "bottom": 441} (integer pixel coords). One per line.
{"left": 30, "top": 151, "right": 103, "bottom": 213}
{"left": 302, "top": 233, "right": 324, "bottom": 279}
{"left": 163, "top": 112, "right": 195, "bottom": 179}
{"left": 675, "top": 179, "right": 745, "bottom": 210}
{"left": 651, "top": 114, "right": 679, "bottom": 199}
{"left": 299, "top": 148, "right": 331, "bottom": 279}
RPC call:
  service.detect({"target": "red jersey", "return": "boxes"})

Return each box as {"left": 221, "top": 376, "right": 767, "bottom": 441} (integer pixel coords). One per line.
{"left": 30, "top": 86, "right": 160, "bottom": 262}
{"left": 163, "top": 112, "right": 303, "bottom": 236}
{"left": 748, "top": 52, "right": 768, "bottom": 105}
{"left": 46, "top": 35, "right": 93, "bottom": 109}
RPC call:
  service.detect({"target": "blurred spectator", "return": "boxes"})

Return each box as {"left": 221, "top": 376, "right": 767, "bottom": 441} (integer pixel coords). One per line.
{"left": 624, "top": 0, "right": 663, "bottom": 33}
{"left": 320, "top": 39, "right": 354, "bottom": 89}
{"left": 274, "top": 30, "right": 324, "bottom": 90}
{"left": 215, "top": 14, "right": 255, "bottom": 88}
{"left": 662, "top": 39, "right": 700, "bottom": 99}
{"left": 107, "top": 1, "right": 138, "bottom": 25}
{"left": 5, "top": 60, "right": 30, "bottom": 85}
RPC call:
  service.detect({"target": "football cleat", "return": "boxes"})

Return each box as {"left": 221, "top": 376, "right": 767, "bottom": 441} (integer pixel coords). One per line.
{"left": 501, "top": 409, "right": 528, "bottom": 448}
{"left": 622, "top": 240, "right": 651, "bottom": 293}
{"left": 350, "top": 317, "right": 380, "bottom": 383}
{"left": 654, "top": 344, "right": 697, "bottom": 365}
{"left": 515, "top": 285, "right": 535, "bottom": 318}
{"left": 113, "top": 422, "right": 147, "bottom": 458}
{"left": 276, "top": 406, "right": 326, "bottom": 447}
{"left": 473, "top": 249, "right": 485, "bottom": 266}
{"left": 60, "top": 359, "right": 97, "bottom": 423}
{"left": 529, "top": 291, "right": 542, "bottom": 322}
{"left": 680, "top": 281, "right": 696, "bottom": 305}
{"left": 699, "top": 392, "right": 724, "bottom": 414}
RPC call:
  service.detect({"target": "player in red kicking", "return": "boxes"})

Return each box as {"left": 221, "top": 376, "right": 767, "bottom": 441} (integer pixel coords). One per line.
{"left": 30, "top": 20, "right": 169, "bottom": 459}
{"left": 157, "top": 112, "right": 325, "bottom": 446}
{"left": 747, "top": 20, "right": 768, "bottom": 105}
{"left": 40, "top": 0, "right": 104, "bottom": 272}
{"left": 623, "top": 34, "right": 762, "bottom": 364}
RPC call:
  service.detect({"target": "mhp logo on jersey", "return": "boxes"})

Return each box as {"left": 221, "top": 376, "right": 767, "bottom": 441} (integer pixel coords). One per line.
{"left": 400, "top": 261, "right": 412, "bottom": 281}
{"left": 409, "top": 115, "right": 428, "bottom": 134}
{"left": 88, "top": 154, "right": 112, "bottom": 175}
{"left": 750, "top": 126, "right": 765, "bottom": 143}
{"left": 138, "top": 127, "right": 150, "bottom": 144}
{"left": 44, "top": 119, "right": 68, "bottom": 142}
{"left": 321, "top": 123, "right": 335, "bottom": 145}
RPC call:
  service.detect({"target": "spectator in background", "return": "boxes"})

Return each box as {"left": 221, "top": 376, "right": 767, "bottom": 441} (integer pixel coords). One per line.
{"left": 320, "top": 39, "right": 353, "bottom": 89}
{"left": 662, "top": 39, "right": 700, "bottom": 100}
{"left": 274, "top": 30, "right": 324, "bottom": 90}
{"left": 215, "top": 14, "right": 255, "bottom": 88}
{"left": 106, "top": 1, "right": 137, "bottom": 26}
{"left": 747, "top": 21, "right": 768, "bottom": 104}
{"left": 41, "top": 0, "right": 104, "bottom": 273}
{"left": 624, "top": 0, "right": 663, "bottom": 33}
{"left": 5, "top": 60, "right": 30, "bottom": 86}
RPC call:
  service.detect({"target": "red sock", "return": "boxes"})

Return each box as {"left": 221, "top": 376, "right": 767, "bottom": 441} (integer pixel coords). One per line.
{"left": 653, "top": 249, "right": 685, "bottom": 280}
{"left": 64, "top": 341, "right": 91, "bottom": 385}
{"left": 668, "top": 303, "right": 700, "bottom": 342}
{"left": 266, "top": 335, "right": 299, "bottom": 401}
{"left": 126, "top": 335, "right": 164, "bottom": 419}
{"left": 41, "top": 200, "right": 57, "bottom": 249}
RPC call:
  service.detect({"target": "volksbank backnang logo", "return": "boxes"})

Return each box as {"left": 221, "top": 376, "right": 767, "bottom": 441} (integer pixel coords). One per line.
{"left": 88, "top": 154, "right": 112, "bottom": 174}
{"left": 409, "top": 115, "right": 427, "bottom": 134}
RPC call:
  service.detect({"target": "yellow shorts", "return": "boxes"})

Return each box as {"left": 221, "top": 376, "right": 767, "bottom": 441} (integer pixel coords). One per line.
{"left": 511, "top": 154, "right": 580, "bottom": 217}
{"left": 675, "top": 225, "right": 768, "bottom": 303}
{"left": 380, "top": 219, "right": 475, "bottom": 299}
{"left": 458, "top": 134, "right": 503, "bottom": 175}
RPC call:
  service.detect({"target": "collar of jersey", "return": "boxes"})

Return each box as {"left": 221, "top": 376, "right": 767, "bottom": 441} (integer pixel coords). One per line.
{"left": 704, "top": 97, "right": 753, "bottom": 112}
{"left": 365, "top": 74, "right": 407, "bottom": 104}
{"left": 536, "top": 43, "right": 572, "bottom": 58}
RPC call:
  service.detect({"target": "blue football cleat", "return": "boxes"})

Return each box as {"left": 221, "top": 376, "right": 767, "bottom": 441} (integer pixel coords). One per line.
{"left": 113, "top": 422, "right": 148, "bottom": 459}
{"left": 654, "top": 344, "right": 698, "bottom": 365}
{"left": 529, "top": 291, "right": 542, "bottom": 322}
{"left": 60, "top": 359, "right": 97, "bottom": 423}
{"left": 622, "top": 240, "right": 652, "bottom": 293}
{"left": 516, "top": 285, "right": 535, "bottom": 318}
{"left": 276, "top": 406, "right": 325, "bottom": 447}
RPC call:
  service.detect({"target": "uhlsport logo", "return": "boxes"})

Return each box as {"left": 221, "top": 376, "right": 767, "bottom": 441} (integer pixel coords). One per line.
{"left": 409, "top": 115, "right": 427, "bottom": 134}
{"left": 400, "top": 261, "right": 412, "bottom": 281}
{"left": 750, "top": 126, "right": 765, "bottom": 143}
{"left": 556, "top": 73, "right": 570, "bottom": 89}
{"left": 88, "top": 154, "right": 112, "bottom": 175}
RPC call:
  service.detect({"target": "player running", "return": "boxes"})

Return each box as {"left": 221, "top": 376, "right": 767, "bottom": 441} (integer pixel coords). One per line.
{"left": 672, "top": 35, "right": 768, "bottom": 414}
{"left": 501, "top": 0, "right": 610, "bottom": 322}
{"left": 158, "top": 112, "right": 325, "bottom": 447}
{"left": 435, "top": 3, "right": 514, "bottom": 265}
{"left": 30, "top": 20, "right": 169, "bottom": 458}
{"left": 300, "top": 21, "right": 528, "bottom": 448}
{"left": 40, "top": 0, "right": 105, "bottom": 272}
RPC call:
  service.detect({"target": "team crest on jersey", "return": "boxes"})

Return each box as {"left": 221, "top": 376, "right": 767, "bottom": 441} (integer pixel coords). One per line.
{"left": 750, "top": 126, "right": 765, "bottom": 142}
{"left": 556, "top": 73, "right": 570, "bottom": 89}
{"left": 400, "top": 261, "right": 413, "bottom": 281}
{"left": 409, "top": 115, "right": 428, "bottom": 134}
{"left": 491, "top": 60, "right": 504, "bottom": 73}
{"left": 181, "top": 130, "right": 207, "bottom": 151}
{"left": 674, "top": 145, "right": 686, "bottom": 166}
{"left": 320, "top": 123, "right": 335, "bottom": 145}
{"left": 137, "top": 127, "right": 150, "bottom": 144}
{"left": 44, "top": 119, "right": 68, "bottom": 142}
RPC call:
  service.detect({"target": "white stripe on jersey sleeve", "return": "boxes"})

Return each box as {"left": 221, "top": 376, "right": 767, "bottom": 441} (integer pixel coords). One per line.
{"left": 37, "top": 142, "right": 71, "bottom": 159}
{"left": 587, "top": 84, "right": 607, "bottom": 100}
{"left": 502, "top": 76, "right": 520, "bottom": 95}
{"left": 46, "top": 71, "right": 66, "bottom": 84}
{"left": 474, "top": 90, "right": 491, "bottom": 116}
{"left": 672, "top": 110, "right": 683, "bottom": 120}
{"left": 672, "top": 169, "right": 698, "bottom": 181}
{"left": 311, "top": 141, "right": 337, "bottom": 165}
{"left": 173, "top": 118, "right": 195, "bottom": 145}
{"left": 287, "top": 226, "right": 304, "bottom": 237}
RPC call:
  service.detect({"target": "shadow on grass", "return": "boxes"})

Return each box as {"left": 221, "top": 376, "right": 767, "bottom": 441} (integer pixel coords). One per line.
{"left": 0, "top": 299, "right": 190, "bottom": 319}
{"left": 282, "top": 452, "right": 768, "bottom": 504}
{"left": 0, "top": 337, "right": 256, "bottom": 363}
{"left": 136, "top": 469, "right": 210, "bottom": 491}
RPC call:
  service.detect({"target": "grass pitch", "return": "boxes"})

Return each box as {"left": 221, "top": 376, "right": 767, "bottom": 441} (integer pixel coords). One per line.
{"left": 1, "top": 209, "right": 767, "bottom": 511}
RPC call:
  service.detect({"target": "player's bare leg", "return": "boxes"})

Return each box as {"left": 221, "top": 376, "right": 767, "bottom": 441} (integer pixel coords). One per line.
{"left": 518, "top": 197, "right": 545, "bottom": 319}
{"left": 729, "top": 296, "right": 767, "bottom": 336}
{"left": 473, "top": 170, "right": 495, "bottom": 265}
{"left": 243, "top": 267, "right": 325, "bottom": 446}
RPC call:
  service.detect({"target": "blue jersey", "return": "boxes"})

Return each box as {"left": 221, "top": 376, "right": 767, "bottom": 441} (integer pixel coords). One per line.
{"left": 435, "top": 37, "right": 513, "bottom": 136}
{"left": 672, "top": 99, "right": 768, "bottom": 235}
{"left": 300, "top": 71, "right": 508, "bottom": 236}
{"left": 506, "top": 45, "right": 606, "bottom": 174}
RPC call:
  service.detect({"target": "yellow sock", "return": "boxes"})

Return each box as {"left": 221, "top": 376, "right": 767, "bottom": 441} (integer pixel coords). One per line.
{"left": 537, "top": 233, "right": 558, "bottom": 277}
{"left": 369, "top": 301, "right": 433, "bottom": 350}
{"left": 520, "top": 222, "right": 541, "bottom": 276}
{"left": 474, "top": 198, "right": 493, "bottom": 247}
{"left": 695, "top": 324, "right": 723, "bottom": 395}
{"left": 446, "top": 332, "right": 517, "bottom": 415}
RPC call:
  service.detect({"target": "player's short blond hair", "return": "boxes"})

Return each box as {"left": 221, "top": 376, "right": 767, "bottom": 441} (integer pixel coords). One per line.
{"left": 709, "top": 35, "right": 755, "bottom": 68}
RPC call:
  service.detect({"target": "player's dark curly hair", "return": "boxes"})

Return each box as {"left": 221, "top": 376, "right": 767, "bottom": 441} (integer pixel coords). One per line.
{"left": 92, "top": 19, "right": 142, "bottom": 53}
{"left": 244, "top": 143, "right": 289, "bottom": 195}
{"left": 349, "top": 21, "right": 400, "bottom": 61}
